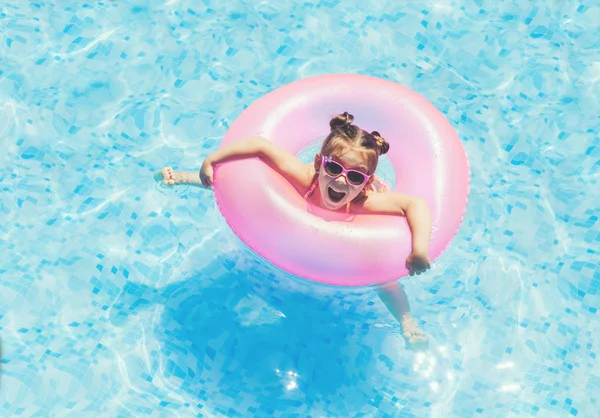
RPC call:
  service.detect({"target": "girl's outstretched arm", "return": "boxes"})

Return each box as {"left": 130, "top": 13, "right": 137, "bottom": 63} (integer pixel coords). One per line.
{"left": 357, "top": 193, "right": 432, "bottom": 275}
{"left": 201, "top": 136, "right": 313, "bottom": 193}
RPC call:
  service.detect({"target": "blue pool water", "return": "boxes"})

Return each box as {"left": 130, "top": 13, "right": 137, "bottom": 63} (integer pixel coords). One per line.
{"left": 1, "top": 0, "right": 599, "bottom": 416}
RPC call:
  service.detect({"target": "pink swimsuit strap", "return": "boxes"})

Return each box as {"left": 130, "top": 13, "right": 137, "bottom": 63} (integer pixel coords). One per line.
{"left": 302, "top": 176, "right": 319, "bottom": 199}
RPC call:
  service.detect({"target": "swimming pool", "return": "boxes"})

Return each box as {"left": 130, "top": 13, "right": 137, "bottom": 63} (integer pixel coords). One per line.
{"left": 1, "top": 0, "right": 598, "bottom": 416}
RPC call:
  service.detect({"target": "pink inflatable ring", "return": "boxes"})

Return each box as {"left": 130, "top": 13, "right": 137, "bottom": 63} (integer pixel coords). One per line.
{"left": 213, "top": 74, "right": 469, "bottom": 287}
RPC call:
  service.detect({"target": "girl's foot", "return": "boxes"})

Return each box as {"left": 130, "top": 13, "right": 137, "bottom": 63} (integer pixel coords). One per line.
{"left": 400, "top": 314, "right": 429, "bottom": 350}
{"left": 159, "top": 167, "right": 203, "bottom": 186}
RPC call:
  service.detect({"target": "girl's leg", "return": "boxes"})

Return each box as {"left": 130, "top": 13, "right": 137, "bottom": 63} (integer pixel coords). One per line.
{"left": 158, "top": 167, "right": 203, "bottom": 186}
{"left": 377, "top": 281, "right": 428, "bottom": 348}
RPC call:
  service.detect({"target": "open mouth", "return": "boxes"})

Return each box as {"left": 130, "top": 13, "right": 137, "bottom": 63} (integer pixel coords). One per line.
{"left": 327, "top": 186, "right": 346, "bottom": 203}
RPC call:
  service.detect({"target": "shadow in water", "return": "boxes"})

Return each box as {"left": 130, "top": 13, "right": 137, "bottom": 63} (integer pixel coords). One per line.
{"left": 110, "top": 252, "right": 397, "bottom": 412}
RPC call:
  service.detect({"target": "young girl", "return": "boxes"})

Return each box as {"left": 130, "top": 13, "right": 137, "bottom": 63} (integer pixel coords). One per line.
{"left": 160, "top": 112, "right": 432, "bottom": 349}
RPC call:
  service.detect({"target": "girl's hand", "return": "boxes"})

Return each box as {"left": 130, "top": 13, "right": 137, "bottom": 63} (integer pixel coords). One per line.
{"left": 199, "top": 158, "right": 214, "bottom": 188}
{"left": 406, "top": 251, "right": 431, "bottom": 276}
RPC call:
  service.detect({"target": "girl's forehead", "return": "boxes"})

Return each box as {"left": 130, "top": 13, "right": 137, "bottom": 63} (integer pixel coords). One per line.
{"left": 330, "top": 147, "right": 370, "bottom": 171}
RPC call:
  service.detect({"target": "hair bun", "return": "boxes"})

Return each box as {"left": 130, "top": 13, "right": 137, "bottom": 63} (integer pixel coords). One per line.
{"left": 330, "top": 112, "right": 354, "bottom": 131}
{"left": 371, "top": 131, "right": 390, "bottom": 155}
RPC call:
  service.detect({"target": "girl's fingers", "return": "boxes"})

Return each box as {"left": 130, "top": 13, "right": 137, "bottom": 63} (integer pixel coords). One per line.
{"left": 200, "top": 173, "right": 212, "bottom": 188}
{"left": 406, "top": 259, "right": 431, "bottom": 276}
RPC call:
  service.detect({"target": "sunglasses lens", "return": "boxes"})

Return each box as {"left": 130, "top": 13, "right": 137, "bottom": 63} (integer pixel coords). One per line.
{"left": 324, "top": 161, "right": 343, "bottom": 176}
{"left": 347, "top": 171, "right": 366, "bottom": 185}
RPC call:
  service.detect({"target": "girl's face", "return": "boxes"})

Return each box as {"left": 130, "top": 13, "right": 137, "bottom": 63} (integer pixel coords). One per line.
{"left": 316, "top": 147, "right": 373, "bottom": 210}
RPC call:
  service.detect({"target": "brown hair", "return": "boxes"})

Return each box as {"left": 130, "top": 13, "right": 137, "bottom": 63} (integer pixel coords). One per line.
{"left": 320, "top": 112, "right": 389, "bottom": 175}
